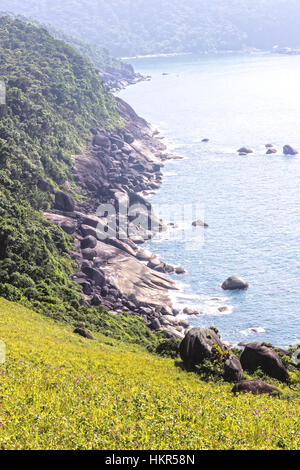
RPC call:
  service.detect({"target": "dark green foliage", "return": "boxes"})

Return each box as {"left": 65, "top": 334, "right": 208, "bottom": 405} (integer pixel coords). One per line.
{"left": 4, "top": 1, "right": 300, "bottom": 56}
{"left": 0, "top": 18, "right": 159, "bottom": 349}
{"left": 156, "top": 338, "right": 181, "bottom": 359}
{"left": 0, "top": 10, "right": 135, "bottom": 79}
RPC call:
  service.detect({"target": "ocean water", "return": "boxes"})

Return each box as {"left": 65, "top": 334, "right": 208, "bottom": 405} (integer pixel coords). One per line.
{"left": 119, "top": 53, "right": 300, "bottom": 348}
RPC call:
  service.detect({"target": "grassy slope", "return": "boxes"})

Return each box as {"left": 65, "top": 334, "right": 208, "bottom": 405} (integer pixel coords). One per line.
{"left": 0, "top": 297, "right": 299, "bottom": 450}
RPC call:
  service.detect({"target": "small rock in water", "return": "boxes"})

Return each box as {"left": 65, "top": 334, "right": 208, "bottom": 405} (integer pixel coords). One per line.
{"left": 202, "top": 138, "right": 209, "bottom": 142}
{"left": 192, "top": 219, "right": 208, "bottom": 227}
{"left": 237, "top": 147, "right": 253, "bottom": 154}
{"left": 283, "top": 145, "right": 298, "bottom": 155}
{"left": 222, "top": 276, "right": 249, "bottom": 290}
{"left": 183, "top": 307, "right": 199, "bottom": 316}
{"left": 175, "top": 267, "right": 186, "bottom": 275}
{"left": 265, "top": 144, "right": 274, "bottom": 148}
{"left": 266, "top": 148, "right": 277, "bottom": 154}
{"left": 218, "top": 306, "right": 229, "bottom": 313}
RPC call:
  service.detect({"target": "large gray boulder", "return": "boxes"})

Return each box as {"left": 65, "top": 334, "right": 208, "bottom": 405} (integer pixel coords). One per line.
{"left": 240, "top": 342, "right": 289, "bottom": 381}
{"left": 222, "top": 276, "right": 249, "bottom": 290}
{"left": 223, "top": 355, "right": 243, "bottom": 382}
{"left": 179, "top": 327, "right": 226, "bottom": 367}
{"left": 232, "top": 380, "right": 282, "bottom": 397}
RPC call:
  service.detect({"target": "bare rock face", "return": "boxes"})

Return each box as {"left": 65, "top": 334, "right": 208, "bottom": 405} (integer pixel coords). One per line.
{"left": 283, "top": 145, "right": 298, "bottom": 155}
{"left": 54, "top": 191, "right": 75, "bottom": 212}
{"left": 232, "top": 380, "right": 282, "bottom": 397}
{"left": 222, "top": 276, "right": 249, "bottom": 290}
{"left": 240, "top": 342, "right": 289, "bottom": 381}
{"left": 179, "top": 327, "right": 226, "bottom": 367}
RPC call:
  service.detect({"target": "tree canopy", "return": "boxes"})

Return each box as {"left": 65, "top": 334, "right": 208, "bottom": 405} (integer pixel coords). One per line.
{"left": 3, "top": 0, "right": 300, "bottom": 56}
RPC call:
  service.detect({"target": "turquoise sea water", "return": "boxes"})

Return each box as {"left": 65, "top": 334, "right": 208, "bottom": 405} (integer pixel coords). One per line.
{"left": 119, "top": 53, "right": 300, "bottom": 348}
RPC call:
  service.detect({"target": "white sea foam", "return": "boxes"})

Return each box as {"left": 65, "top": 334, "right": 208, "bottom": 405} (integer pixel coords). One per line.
{"left": 240, "top": 327, "right": 266, "bottom": 336}
{"left": 170, "top": 285, "right": 233, "bottom": 317}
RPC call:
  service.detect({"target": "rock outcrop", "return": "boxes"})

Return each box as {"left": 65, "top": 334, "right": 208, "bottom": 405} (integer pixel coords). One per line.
{"left": 240, "top": 342, "right": 289, "bottom": 381}
{"left": 74, "top": 328, "right": 94, "bottom": 340}
{"left": 179, "top": 327, "right": 226, "bottom": 367}
{"left": 44, "top": 98, "right": 187, "bottom": 338}
{"left": 232, "top": 380, "right": 282, "bottom": 397}
{"left": 223, "top": 355, "right": 243, "bottom": 382}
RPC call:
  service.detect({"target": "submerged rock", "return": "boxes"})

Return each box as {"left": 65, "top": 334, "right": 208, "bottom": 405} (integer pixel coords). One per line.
{"left": 221, "top": 276, "right": 249, "bottom": 290}
{"left": 232, "top": 380, "right": 282, "bottom": 397}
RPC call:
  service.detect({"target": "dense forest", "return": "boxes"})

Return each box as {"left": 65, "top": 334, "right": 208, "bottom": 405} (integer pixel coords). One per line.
{"left": 0, "top": 11, "right": 137, "bottom": 83}
{"left": 3, "top": 0, "right": 300, "bottom": 56}
{"left": 0, "top": 17, "right": 154, "bottom": 343}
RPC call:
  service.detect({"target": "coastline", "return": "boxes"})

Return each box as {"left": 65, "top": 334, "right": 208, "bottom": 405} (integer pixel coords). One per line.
{"left": 120, "top": 48, "right": 268, "bottom": 61}
{"left": 45, "top": 96, "right": 189, "bottom": 340}
{"left": 45, "top": 58, "right": 298, "bottom": 349}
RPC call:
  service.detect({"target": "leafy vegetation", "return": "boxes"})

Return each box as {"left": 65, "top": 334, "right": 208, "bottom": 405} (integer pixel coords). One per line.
{"left": 0, "top": 17, "right": 156, "bottom": 346}
{"left": 4, "top": 0, "right": 300, "bottom": 56}
{"left": 0, "top": 298, "right": 299, "bottom": 450}
{"left": 0, "top": 10, "right": 136, "bottom": 79}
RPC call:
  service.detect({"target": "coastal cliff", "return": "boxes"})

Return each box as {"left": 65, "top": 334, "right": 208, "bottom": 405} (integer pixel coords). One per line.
{"left": 44, "top": 97, "right": 187, "bottom": 338}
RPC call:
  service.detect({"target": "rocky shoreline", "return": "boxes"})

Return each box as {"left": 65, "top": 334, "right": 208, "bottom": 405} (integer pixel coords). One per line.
{"left": 44, "top": 97, "right": 189, "bottom": 339}
{"left": 99, "top": 64, "right": 150, "bottom": 92}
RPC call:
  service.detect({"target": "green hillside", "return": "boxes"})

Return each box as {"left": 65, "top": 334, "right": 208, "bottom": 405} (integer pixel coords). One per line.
{"left": 0, "top": 11, "right": 137, "bottom": 83}
{"left": 4, "top": 0, "right": 300, "bottom": 56}
{"left": 0, "top": 17, "right": 149, "bottom": 340}
{"left": 0, "top": 297, "right": 299, "bottom": 450}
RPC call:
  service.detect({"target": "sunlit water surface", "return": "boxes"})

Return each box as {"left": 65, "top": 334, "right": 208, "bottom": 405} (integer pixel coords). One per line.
{"left": 119, "top": 53, "right": 300, "bottom": 347}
